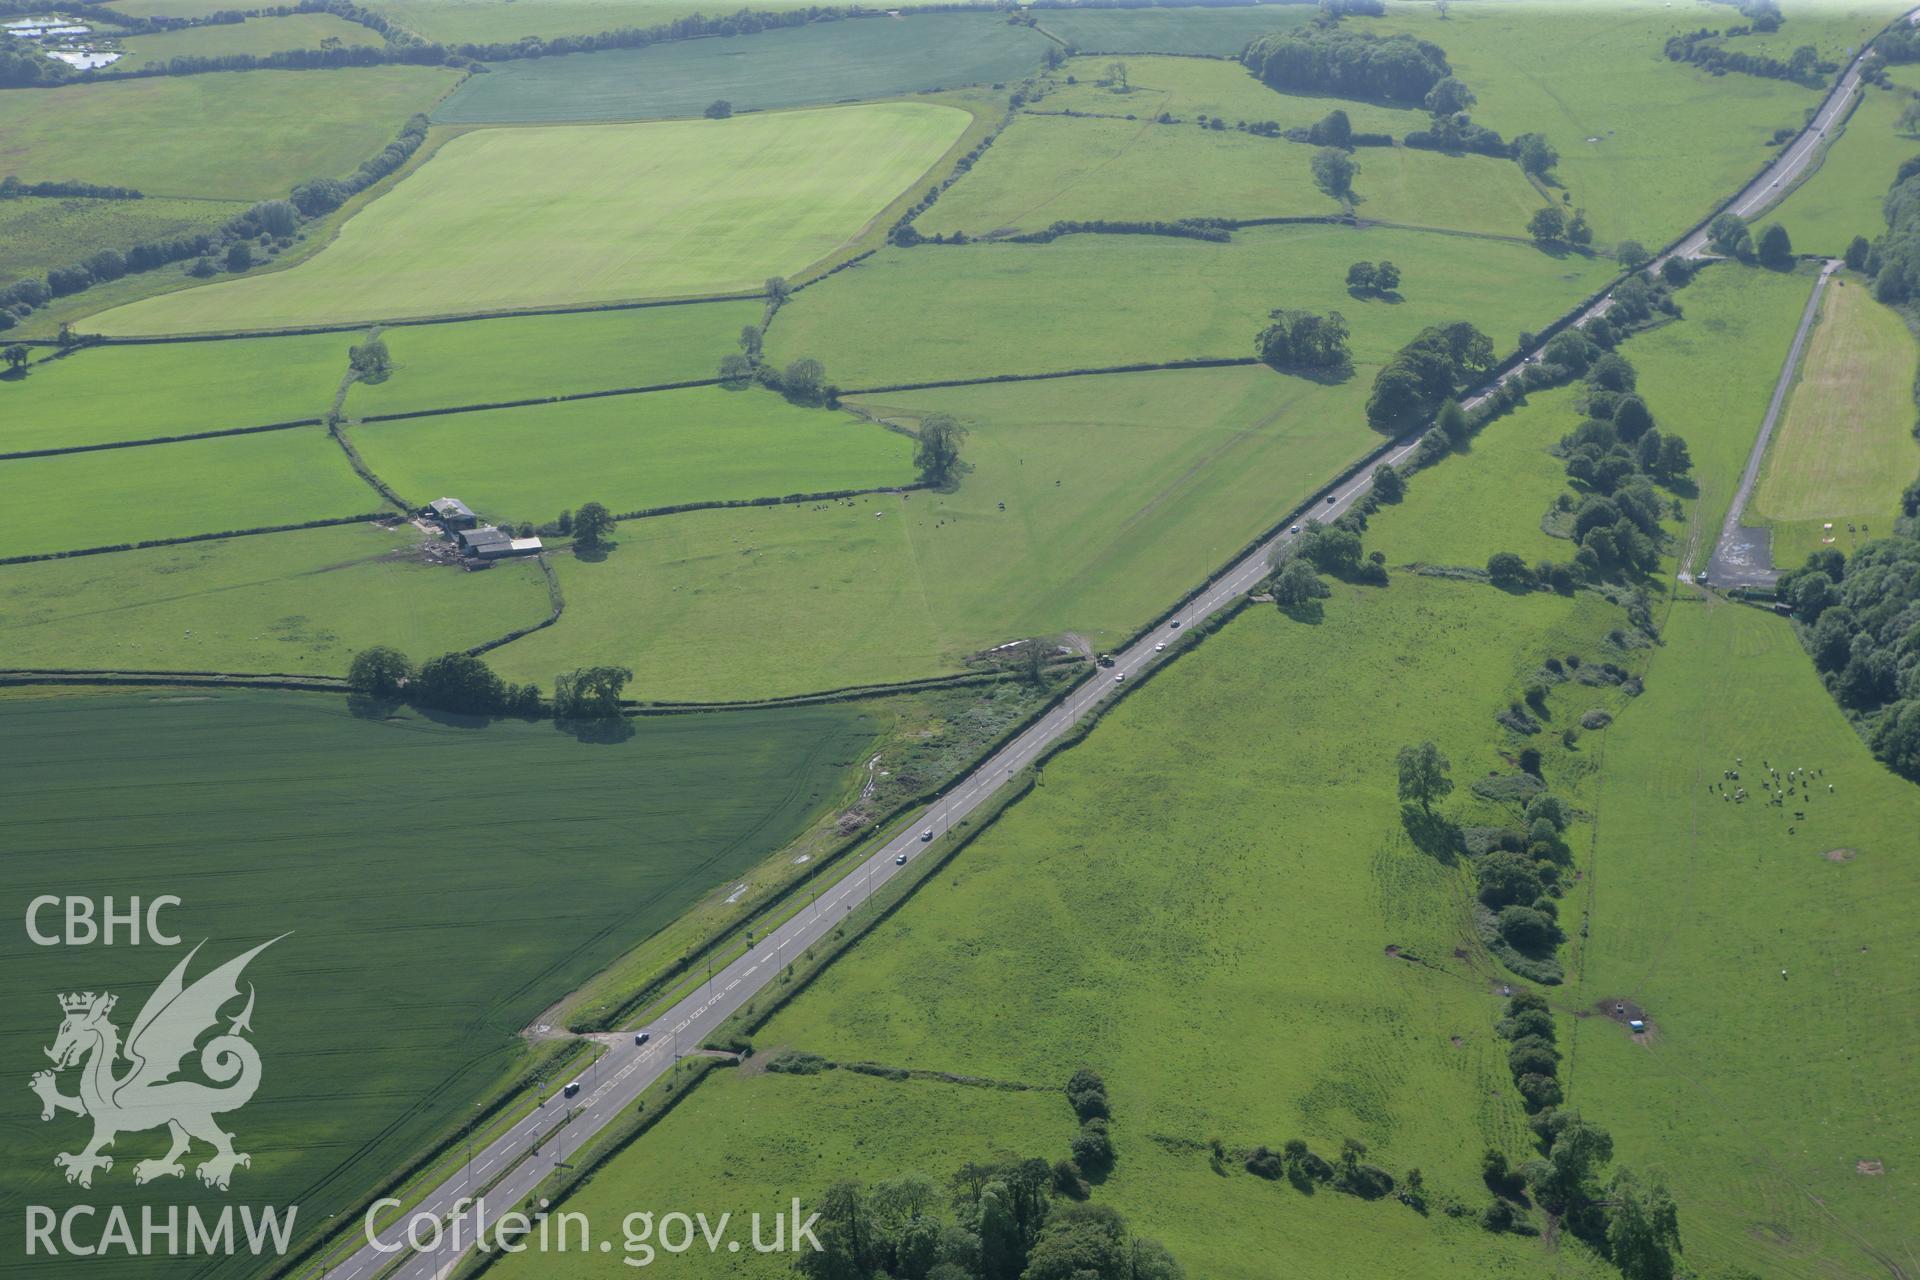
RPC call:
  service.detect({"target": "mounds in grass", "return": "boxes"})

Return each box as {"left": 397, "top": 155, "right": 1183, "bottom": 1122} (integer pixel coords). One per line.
{"left": 1822, "top": 847, "right": 1857, "bottom": 863}
{"left": 1856, "top": 1159, "right": 1885, "bottom": 1175}
{"left": 91, "top": 103, "right": 970, "bottom": 333}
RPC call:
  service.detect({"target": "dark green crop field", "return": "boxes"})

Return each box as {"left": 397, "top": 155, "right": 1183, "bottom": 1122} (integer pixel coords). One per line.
{"left": 430, "top": 13, "right": 1052, "bottom": 123}
{"left": 0, "top": 691, "right": 877, "bottom": 1276}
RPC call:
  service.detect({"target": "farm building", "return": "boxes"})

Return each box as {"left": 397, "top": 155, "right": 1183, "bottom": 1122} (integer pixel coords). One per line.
{"left": 428, "top": 497, "right": 478, "bottom": 530}
{"left": 455, "top": 525, "right": 542, "bottom": 558}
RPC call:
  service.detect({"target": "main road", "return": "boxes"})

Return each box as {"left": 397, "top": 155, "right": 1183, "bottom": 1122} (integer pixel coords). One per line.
{"left": 316, "top": 20, "right": 1910, "bottom": 1280}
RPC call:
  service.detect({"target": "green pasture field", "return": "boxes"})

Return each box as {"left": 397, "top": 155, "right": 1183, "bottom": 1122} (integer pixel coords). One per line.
{"left": 1568, "top": 598, "right": 1920, "bottom": 1280}
{"left": 765, "top": 223, "right": 1615, "bottom": 387}
{"left": 737, "top": 573, "right": 1632, "bottom": 1279}
{"left": 107, "top": 0, "right": 300, "bottom": 15}
{"left": 1624, "top": 264, "right": 1816, "bottom": 570}
{"left": 917, "top": 114, "right": 1342, "bottom": 234}
{"left": 1350, "top": 144, "right": 1549, "bottom": 234}
{"left": 1032, "top": 53, "right": 1424, "bottom": 135}
{"left": 118, "top": 12, "right": 386, "bottom": 66}
{"left": 1368, "top": 383, "right": 1584, "bottom": 570}
{"left": 485, "top": 365, "right": 1379, "bottom": 700}
{"left": 0, "top": 522, "right": 551, "bottom": 674}
{"left": 1031, "top": 4, "right": 1315, "bottom": 56}
{"left": 0, "top": 331, "right": 349, "bottom": 454}
{"left": 1771, "top": 75, "right": 1920, "bottom": 256}
{"left": 0, "top": 196, "right": 246, "bottom": 288}
{"left": 343, "top": 300, "right": 758, "bottom": 418}
{"left": 0, "top": 689, "right": 879, "bottom": 1275}
{"left": 429, "top": 13, "right": 1051, "bottom": 124}
{"left": 90, "top": 104, "right": 970, "bottom": 334}
{"left": 347, "top": 386, "right": 917, "bottom": 523}
{"left": 0, "top": 427, "right": 376, "bottom": 558}
{"left": 1751, "top": 277, "right": 1920, "bottom": 566}
{"left": 1370, "top": 0, "right": 1868, "bottom": 248}
{"left": 0, "top": 66, "right": 462, "bottom": 201}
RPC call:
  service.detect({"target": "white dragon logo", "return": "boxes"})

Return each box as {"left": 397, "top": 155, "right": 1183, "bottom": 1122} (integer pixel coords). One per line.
{"left": 30, "top": 937, "right": 283, "bottom": 1192}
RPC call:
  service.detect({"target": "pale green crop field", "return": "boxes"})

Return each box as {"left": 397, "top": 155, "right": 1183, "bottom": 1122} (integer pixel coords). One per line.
{"left": 0, "top": 523, "right": 551, "bottom": 673}
{"left": 1568, "top": 597, "right": 1920, "bottom": 1280}
{"left": 1032, "top": 52, "right": 1425, "bottom": 135}
{"left": 767, "top": 223, "right": 1615, "bottom": 387}
{"left": 344, "top": 300, "right": 760, "bottom": 417}
{"left": 348, "top": 386, "right": 916, "bottom": 523}
{"left": 1751, "top": 277, "right": 1920, "bottom": 566}
{"left": 1771, "top": 76, "right": 1920, "bottom": 255}
{"left": 0, "top": 66, "right": 461, "bottom": 201}
{"left": 118, "top": 12, "right": 386, "bottom": 66}
{"left": 0, "top": 332, "right": 348, "bottom": 454}
{"left": 90, "top": 103, "right": 970, "bottom": 334}
{"left": 485, "top": 365, "right": 1378, "bottom": 698}
{"left": 1350, "top": 144, "right": 1549, "bottom": 235}
{"left": 0, "top": 428, "right": 377, "bottom": 558}
{"left": 1370, "top": 0, "right": 1892, "bottom": 248}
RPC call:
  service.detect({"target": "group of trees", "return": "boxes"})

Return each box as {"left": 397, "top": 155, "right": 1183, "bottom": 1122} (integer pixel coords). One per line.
{"left": 1242, "top": 28, "right": 1452, "bottom": 104}
{"left": 551, "top": 665, "right": 632, "bottom": 718}
{"left": 1777, "top": 539, "right": 1920, "bottom": 779}
{"left": 1478, "top": 793, "right": 1571, "bottom": 960}
{"left": 0, "top": 113, "right": 429, "bottom": 333}
{"left": 1706, "top": 212, "right": 1793, "bottom": 267}
{"left": 347, "top": 646, "right": 541, "bottom": 716}
{"left": 797, "top": 1153, "right": 1181, "bottom": 1280}
{"left": 1365, "top": 321, "right": 1495, "bottom": 432}
{"left": 1527, "top": 204, "right": 1593, "bottom": 247}
{"left": 1851, "top": 160, "right": 1920, "bottom": 302}
{"left": 1666, "top": 27, "right": 1830, "bottom": 86}
{"left": 1309, "top": 146, "right": 1358, "bottom": 201}
{"left": 1345, "top": 259, "right": 1400, "bottom": 295}
{"left": 347, "top": 333, "right": 391, "bottom": 383}
{"left": 1247, "top": 1136, "right": 1400, "bottom": 1202}
{"left": 913, "top": 413, "right": 969, "bottom": 488}
{"left": 1254, "top": 307, "right": 1351, "bottom": 371}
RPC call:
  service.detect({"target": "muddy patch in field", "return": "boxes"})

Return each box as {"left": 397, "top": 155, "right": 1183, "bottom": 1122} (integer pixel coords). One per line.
{"left": 1856, "top": 1159, "right": 1884, "bottom": 1175}
{"left": 1823, "top": 847, "right": 1857, "bottom": 862}
{"left": 1596, "top": 998, "right": 1655, "bottom": 1041}
{"left": 1384, "top": 944, "right": 1401, "bottom": 958}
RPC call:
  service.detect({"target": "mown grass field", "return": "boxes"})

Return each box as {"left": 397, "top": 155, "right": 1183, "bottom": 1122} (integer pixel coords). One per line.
{"left": 344, "top": 300, "right": 758, "bottom": 417}
{"left": 0, "top": 428, "right": 375, "bottom": 558}
{"left": 0, "top": 332, "right": 348, "bottom": 454}
{"left": 1626, "top": 263, "right": 1817, "bottom": 568}
{"left": 1751, "top": 277, "right": 1920, "bottom": 566}
{"left": 699, "top": 572, "right": 1630, "bottom": 1279}
{"left": 0, "top": 690, "right": 879, "bottom": 1274}
{"left": 766, "top": 223, "right": 1614, "bottom": 387}
{"left": 430, "top": 13, "right": 1050, "bottom": 123}
{"left": 349, "top": 387, "right": 918, "bottom": 523}
{"left": 924, "top": 111, "right": 1545, "bottom": 238}
{"left": 0, "top": 66, "right": 461, "bottom": 201}
{"left": 487, "top": 366, "right": 1378, "bottom": 699}
{"left": 1031, "top": 4, "right": 1315, "bottom": 56}
{"left": 1771, "top": 70, "right": 1920, "bottom": 255}
{"left": 1033, "top": 53, "right": 1424, "bottom": 135}
{"left": 1369, "top": 383, "right": 1584, "bottom": 571}
{"left": 0, "top": 523, "right": 551, "bottom": 674}
{"left": 0, "top": 196, "right": 247, "bottom": 288}
{"left": 918, "top": 114, "right": 1341, "bottom": 234}
{"left": 1370, "top": 0, "right": 1873, "bottom": 248}
{"left": 91, "top": 104, "right": 969, "bottom": 333}
{"left": 1569, "top": 597, "right": 1920, "bottom": 1280}
{"left": 118, "top": 11, "right": 386, "bottom": 66}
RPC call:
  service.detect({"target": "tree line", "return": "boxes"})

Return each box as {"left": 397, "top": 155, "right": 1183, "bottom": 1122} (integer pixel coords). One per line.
{"left": 1665, "top": 27, "right": 1831, "bottom": 87}
{"left": 348, "top": 645, "right": 641, "bottom": 719}
{"left": 0, "top": 113, "right": 428, "bottom": 334}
